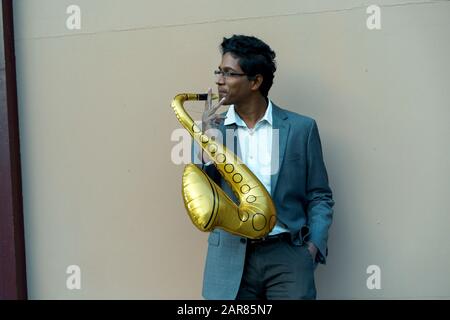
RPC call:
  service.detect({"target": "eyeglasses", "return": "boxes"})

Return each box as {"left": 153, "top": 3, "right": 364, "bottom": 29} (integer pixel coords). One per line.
{"left": 214, "top": 70, "right": 248, "bottom": 79}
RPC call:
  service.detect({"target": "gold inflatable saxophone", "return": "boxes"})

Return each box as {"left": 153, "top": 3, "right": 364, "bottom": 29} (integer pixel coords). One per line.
{"left": 171, "top": 93, "right": 276, "bottom": 239}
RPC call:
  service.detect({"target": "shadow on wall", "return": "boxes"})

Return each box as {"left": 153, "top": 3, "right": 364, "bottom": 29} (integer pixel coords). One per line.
{"left": 280, "top": 69, "right": 370, "bottom": 299}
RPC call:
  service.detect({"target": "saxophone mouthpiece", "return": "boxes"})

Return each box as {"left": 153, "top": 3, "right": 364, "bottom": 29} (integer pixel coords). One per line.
{"left": 197, "top": 93, "right": 220, "bottom": 101}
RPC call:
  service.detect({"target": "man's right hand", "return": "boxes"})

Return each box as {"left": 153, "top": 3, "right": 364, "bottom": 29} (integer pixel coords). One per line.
{"left": 202, "top": 88, "right": 226, "bottom": 132}
{"left": 199, "top": 88, "right": 226, "bottom": 164}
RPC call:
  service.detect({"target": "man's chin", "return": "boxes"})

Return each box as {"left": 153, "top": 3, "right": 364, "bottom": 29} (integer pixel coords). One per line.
{"left": 219, "top": 97, "right": 228, "bottom": 105}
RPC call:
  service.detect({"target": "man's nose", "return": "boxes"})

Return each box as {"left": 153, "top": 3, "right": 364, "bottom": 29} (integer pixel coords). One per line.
{"left": 215, "top": 77, "right": 225, "bottom": 86}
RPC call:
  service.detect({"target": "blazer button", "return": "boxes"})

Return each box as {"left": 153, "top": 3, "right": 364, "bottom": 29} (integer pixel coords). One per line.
{"left": 240, "top": 238, "right": 247, "bottom": 244}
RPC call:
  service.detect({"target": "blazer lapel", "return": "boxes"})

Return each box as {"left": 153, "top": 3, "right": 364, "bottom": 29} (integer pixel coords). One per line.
{"left": 270, "top": 104, "right": 289, "bottom": 195}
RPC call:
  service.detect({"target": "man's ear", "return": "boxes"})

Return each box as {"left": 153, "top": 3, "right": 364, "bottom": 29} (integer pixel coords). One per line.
{"left": 250, "top": 74, "right": 263, "bottom": 92}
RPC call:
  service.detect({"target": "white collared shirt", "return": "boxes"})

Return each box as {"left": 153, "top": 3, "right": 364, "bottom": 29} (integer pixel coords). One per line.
{"left": 224, "top": 101, "right": 273, "bottom": 195}
{"left": 224, "top": 100, "right": 288, "bottom": 236}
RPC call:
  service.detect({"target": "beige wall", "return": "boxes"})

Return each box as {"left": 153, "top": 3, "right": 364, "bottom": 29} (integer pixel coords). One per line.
{"left": 14, "top": 0, "right": 450, "bottom": 299}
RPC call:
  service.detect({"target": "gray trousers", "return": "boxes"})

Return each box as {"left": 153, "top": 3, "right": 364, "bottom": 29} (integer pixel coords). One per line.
{"left": 236, "top": 234, "right": 317, "bottom": 300}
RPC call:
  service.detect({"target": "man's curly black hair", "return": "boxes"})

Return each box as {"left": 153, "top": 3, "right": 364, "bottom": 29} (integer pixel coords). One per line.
{"left": 220, "top": 35, "right": 276, "bottom": 98}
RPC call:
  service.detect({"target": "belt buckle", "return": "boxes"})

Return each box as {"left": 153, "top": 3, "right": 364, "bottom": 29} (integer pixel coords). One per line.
{"left": 250, "top": 234, "right": 277, "bottom": 245}
{"left": 249, "top": 236, "right": 266, "bottom": 245}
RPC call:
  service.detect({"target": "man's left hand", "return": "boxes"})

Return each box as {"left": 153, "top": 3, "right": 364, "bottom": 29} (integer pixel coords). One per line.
{"left": 306, "top": 242, "right": 318, "bottom": 261}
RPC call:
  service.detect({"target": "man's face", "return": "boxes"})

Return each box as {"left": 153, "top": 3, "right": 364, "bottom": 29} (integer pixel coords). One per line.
{"left": 216, "top": 52, "right": 253, "bottom": 105}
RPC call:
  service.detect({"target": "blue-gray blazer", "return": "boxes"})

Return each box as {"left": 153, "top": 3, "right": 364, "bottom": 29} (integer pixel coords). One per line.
{"left": 191, "top": 103, "right": 334, "bottom": 300}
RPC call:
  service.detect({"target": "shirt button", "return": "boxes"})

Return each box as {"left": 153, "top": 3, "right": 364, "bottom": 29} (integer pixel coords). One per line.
{"left": 240, "top": 238, "right": 247, "bottom": 244}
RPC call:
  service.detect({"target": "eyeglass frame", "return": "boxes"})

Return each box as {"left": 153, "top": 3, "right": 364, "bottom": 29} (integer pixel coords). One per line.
{"left": 214, "top": 69, "right": 256, "bottom": 80}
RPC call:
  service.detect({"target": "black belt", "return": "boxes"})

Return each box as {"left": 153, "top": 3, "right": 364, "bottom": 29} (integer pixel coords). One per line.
{"left": 247, "top": 232, "right": 291, "bottom": 245}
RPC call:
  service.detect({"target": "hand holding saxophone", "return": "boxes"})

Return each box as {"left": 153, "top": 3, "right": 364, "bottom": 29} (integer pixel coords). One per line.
{"left": 200, "top": 88, "right": 226, "bottom": 164}
{"left": 202, "top": 88, "right": 227, "bottom": 132}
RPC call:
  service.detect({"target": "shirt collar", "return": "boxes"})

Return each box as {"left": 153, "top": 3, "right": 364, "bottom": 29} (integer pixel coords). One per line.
{"left": 224, "top": 99, "right": 273, "bottom": 127}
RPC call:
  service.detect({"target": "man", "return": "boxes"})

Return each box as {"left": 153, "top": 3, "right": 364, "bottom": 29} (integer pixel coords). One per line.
{"left": 197, "top": 34, "right": 334, "bottom": 300}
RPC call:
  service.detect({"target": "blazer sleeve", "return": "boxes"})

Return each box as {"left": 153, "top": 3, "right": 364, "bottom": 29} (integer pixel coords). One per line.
{"left": 305, "top": 120, "right": 335, "bottom": 264}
